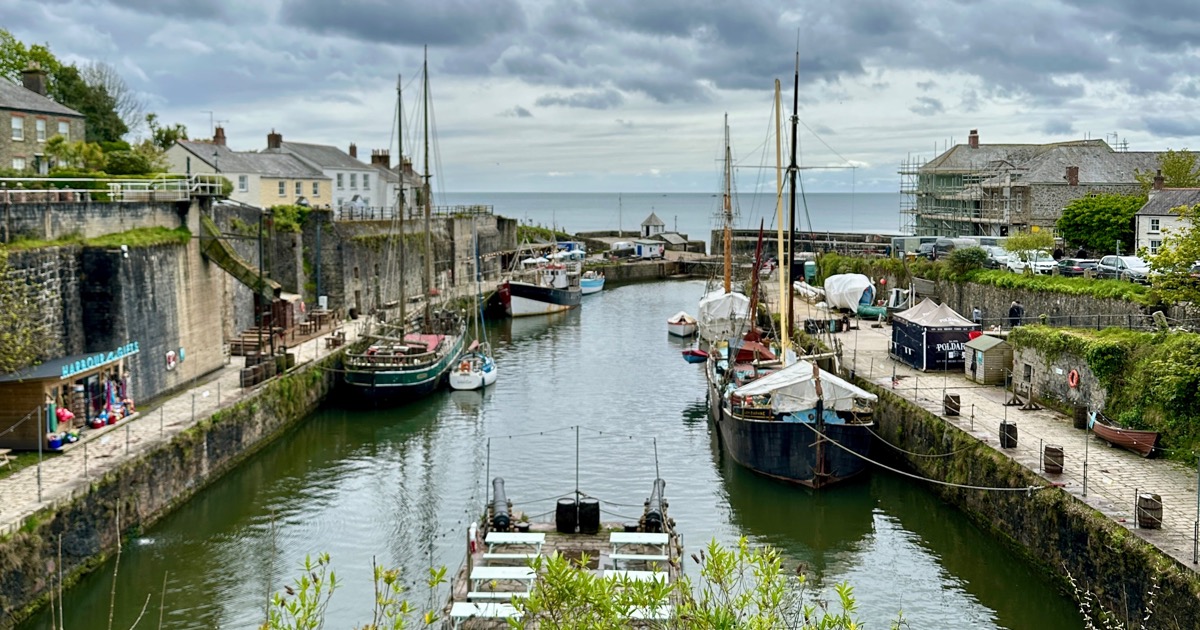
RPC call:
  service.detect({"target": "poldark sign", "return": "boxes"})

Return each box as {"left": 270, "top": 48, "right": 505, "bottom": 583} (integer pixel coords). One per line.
{"left": 60, "top": 341, "right": 140, "bottom": 379}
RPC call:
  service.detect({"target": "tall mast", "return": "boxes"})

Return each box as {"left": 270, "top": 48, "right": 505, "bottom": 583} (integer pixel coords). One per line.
{"left": 422, "top": 47, "right": 433, "bottom": 328}
{"left": 786, "top": 52, "right": 800, "bottom": 344}
{"left": 722, "top": 114, "right": 732, "bottom": 294}
{"left": 397, "top": 73, "right": 406, "bottom": 328}
{"left": 774, "top": 79, "right": 788, "bottom": 361}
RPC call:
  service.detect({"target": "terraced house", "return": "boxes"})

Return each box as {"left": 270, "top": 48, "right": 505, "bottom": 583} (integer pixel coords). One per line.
{"left": 261, "top": 132, "right": 381, "bottom": 214}
{"left": 0, "top": 64, "right": 86, "bottom": 174}
{"left": 166, "top": 129, "right": 331, "bottom": 208}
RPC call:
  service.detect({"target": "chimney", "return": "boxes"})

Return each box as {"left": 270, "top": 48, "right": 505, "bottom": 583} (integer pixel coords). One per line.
{"left": 403, "top": 157, "right": 413, "bottom": 174}
{"left": 21, "top": 62, "right": 48, "bottom": 96}
{"left": 968, "top": 129, "right": 979, "bottom": 149}
{"left": 267, "top": 129, "right": 283, "bottom": 150}
{"left": 1066, "top": 165, "right": 1079, "bottom": 186}
{"left": 371, "top": 149, "right": 390, "bottom": 168}
{"left": 1153, "top": 169, "right": 1165, "bottom": 191}
{"left": 349, "top": 142, "right": 358, "bottom": 159}
{"left": 213, "top": 125, "right": 226, "bottom": 147}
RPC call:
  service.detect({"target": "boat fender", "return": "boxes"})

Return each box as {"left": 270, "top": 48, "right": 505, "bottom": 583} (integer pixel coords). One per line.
{"left": 460, "top": 361, "right": 470, "bottom": 372}
{"left": 468, "top": 521, "right": 478, "bottom": 553}
{"left": 1068, "top": 369, "right": 1080, "bottom": 388}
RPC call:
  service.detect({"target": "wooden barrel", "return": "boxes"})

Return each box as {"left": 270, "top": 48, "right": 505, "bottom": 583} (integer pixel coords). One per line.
{"left": 1044, "top": 445, "right": 1064, "bottom": 474}
{"left": 1073, "top": 405, "right": 1088, "bottom": 430}
{"left": 999, "top": 421, "right": 1018, "bottom": 449}
{"left": 943, "top": 394, "right": 961, "bottom": 417}
{"left": 1137, "top": 493, "right": 1162, "bottom": 529}
{"left": 556, "top": 498, "right": 577, "bottom": 534}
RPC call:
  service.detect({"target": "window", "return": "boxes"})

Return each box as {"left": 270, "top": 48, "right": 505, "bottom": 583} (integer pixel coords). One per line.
{"left": 295, "top": 181, "right": 302, "bottom": 196}
{"left": 1150, "top": 218, "right": 1160, "bottom": 233}
{"left": 35, "top": 119, "right": 46, "bottom": 141}
{"left": 337, "top": 173, "right": 343, "bottom": 189}
{"left": 364, "top": 197, "right": 370, "bottom": 207}
{"left": 312, "top": 181, "right": 319, "bottom": 196}
{"left": 11, "top": 116, "right": 23, "bottom": 140}
{"left": 1150, "top": 240, "right": 1162, "bottom": 254}
{"left": 337, "top": 197, "right": 343, "bottom": 207}
{"left": 58, "top": 121, "right": 69, "bottom": 141}
{"left": 363, "top": 173, "right": 370, "bottom": 189}
{"left": 350, "top": 173, "right": 357, "bottom": 189}
{"left": 238, "top": 175, "right": 248, "bottom": 192}
{"left": 12, "top": 157, "right": 25, "bottom": 171}
{"left": 278, "top": 181, "right": 286, "bottom": 196}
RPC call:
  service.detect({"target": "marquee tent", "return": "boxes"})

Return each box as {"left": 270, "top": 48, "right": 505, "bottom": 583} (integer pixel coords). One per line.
{"left": 889, "top": 298, "right": 981, "bottom": 371}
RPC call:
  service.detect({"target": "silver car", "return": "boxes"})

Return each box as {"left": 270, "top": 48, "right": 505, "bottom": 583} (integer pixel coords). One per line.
{"left": 1006, "top": 250, "right": 1056, "bottom": 274}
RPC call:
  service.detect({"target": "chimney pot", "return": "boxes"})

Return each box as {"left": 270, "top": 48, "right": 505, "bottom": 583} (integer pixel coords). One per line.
{"left": 968, "top": 129, "right": 980, "bottom": 149}
{"left": 21, "top": 62, "right": 48, "bottom": 97}
{"left": 1066, "top": 165, "right": 1080, "bottom": 186}
{"left": 349, "top": 142, "right": 357, "bottom": 159}
{"left": 370, "top": 149, "right": 390, "bottom": 168}
{"left": 267, "top": 129, "right": 283, "bottom": 150}
{"left": 213, "top": 125, "right": 227, "bottom": 147}
{"left": 1153, "top": 169, "right": 1165, "bottom": 191}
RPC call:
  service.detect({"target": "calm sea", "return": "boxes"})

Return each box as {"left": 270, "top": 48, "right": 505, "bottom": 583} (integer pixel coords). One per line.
{"left": 440, "top": 192, "right": 903, "bottom": 243}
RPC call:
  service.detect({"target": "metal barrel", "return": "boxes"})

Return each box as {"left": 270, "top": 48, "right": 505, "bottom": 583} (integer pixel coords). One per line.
{"left": 643, "top": 478, "right": 667, "bottom": 532}
{"left": 491, "top": 477, "right": 510, "bottom": 530}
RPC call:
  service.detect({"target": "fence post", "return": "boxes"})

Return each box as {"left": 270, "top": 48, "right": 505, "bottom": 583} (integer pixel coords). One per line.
{"left": 160, "top": 406, "right": 164, "bottom": 436}
{"left": 83, "top": 441, "right": 88, "bottom": 478}
{"left": 125, "top": 424, "right": 130, "bottom": 455}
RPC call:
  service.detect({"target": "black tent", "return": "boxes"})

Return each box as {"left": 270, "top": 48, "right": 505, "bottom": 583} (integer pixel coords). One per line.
{"left": 889, "top": 298, "right": 981, "bottom": 371}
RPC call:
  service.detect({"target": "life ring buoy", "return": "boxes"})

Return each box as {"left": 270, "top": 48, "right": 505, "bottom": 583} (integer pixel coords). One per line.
{"left": 1068, "top": 369, "right": 1080, "bottom": 388}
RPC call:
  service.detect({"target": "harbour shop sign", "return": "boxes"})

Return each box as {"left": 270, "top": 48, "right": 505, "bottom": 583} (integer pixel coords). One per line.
{"left": 61, "top": 342, "right": 140, "bottom": 379}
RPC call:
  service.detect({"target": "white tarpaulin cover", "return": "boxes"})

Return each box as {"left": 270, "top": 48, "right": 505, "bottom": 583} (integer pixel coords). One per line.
{"left": 667, "top": 311, "right": 696, "bottom": 325}
{"left": 822, "top": 274, "right": 875, "bottom": 313}
{"left": 894, "top": 298, "right": 976, "bottom": 328}
{"left": 697, "top": 289, "right": 750, "bottom": 343}
{"left": 792, "top": 281, "right": 825, "bottom": 303}
{"left": 732, "top": 359, "right": 878, "bottom": 413}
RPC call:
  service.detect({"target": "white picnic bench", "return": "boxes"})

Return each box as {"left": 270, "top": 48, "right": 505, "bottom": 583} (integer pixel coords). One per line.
{"left": 603, "top": 569, "right": 668, "bottom": 583}
{"left": 468, "top": 566, "right": 536, "bottom": 601}
{"left": 449, "top": 602, "right": 522, "bottom": 628}
{"left": 630, "top": 604, "right": 674, "bottom": 620}
{"left": 609, "top": 532, "right": 670, "bottom": 568}
{"left": 483, "top": 531, "right": 545, "bottom": 561}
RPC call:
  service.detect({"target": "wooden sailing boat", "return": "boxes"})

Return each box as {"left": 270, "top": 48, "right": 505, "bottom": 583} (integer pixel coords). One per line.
{"left": 450, "top": 226, "right": 498, "bottom": 390}
{"left": 343, "top": 53, "right": 465, "bottom": 400}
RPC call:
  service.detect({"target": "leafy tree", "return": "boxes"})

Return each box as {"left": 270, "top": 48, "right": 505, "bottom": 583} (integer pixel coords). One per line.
{"left": 946, "top": 246, "right": 989, "bottom": 278}
{"left": 44, "top": 136, "right": 106, "bottom": 172}
{"left": 145, "top": 113, "right": 188, "bottom": 151}
{"left": 0, "top": 28, "right": 60, "bottom": 83}
{"left": 1003, "top": 230, "right": 1054, "bottom": 261}
{"left": 103, "top": 150, "right": 154, "bottom": 175}
{"left": 1147, "top": 203, "right": 1200, "bottom": 306}
{"left": 1136, "top": 148, "right": 1200, "bottom": 192}
{"left": 1056, "top": 193, "right": 1146, "bottom": 255}
{"left": 51, "top": 64, "right": 128, "bottom": 143}
{"left": 0, "top": 249, "right": 49, "bottom": 373}
{"left": 80, "top": 61, "right": 145, "bottom": 137}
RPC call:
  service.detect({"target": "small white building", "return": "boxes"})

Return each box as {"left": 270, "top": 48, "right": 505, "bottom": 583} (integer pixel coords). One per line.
{"left": 634, "top": 239, "right": 664, "bottom": 259}
{"left": 641, "top": 212, "right": 665, "bottom": 238}
{"left": 1135, "top": 188, "right": 1198, "bottom": 256}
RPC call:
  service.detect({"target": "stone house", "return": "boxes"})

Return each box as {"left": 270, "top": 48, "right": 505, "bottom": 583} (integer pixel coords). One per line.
{"left": 0, "top": 65, "right": 86, "bottom": 174}
{"left": 902, "top": 130, "right": 1162, "bottom": 237}
{"left": 166, "top": 130, "right": 331, "bottom": 208}
{"left": 1134, "top": 186, "right": 1198, "bottom": 256}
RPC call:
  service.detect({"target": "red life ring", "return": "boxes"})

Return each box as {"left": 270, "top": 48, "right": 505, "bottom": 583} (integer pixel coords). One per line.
{"left": 1068, "top": 369, "right": 1080, "bottom": 388}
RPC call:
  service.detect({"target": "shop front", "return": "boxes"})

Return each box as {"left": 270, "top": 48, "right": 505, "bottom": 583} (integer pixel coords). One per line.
{"left": 0, "top": 342, "right": 140, "bottom": 451}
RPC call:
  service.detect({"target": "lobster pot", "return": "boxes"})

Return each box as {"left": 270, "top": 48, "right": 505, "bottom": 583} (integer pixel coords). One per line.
{"left": 1137, "top": 493, "right": 1162, "bottom": 529}
{"left": 556, "top": 498, "right": 578, "bottom": 534}
{"left": 999, "top": 421, "right": 1018, "bottom": 449}
{"left": 578, "top": 498, "right": 600, "bottom": 534}
{"left": 1043, "top": 445, "right": 1064, "bottom": 474}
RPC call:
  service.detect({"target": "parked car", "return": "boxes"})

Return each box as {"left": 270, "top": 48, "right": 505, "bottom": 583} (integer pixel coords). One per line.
{"left": 1095, "top": 255, "right": 1150, "bottom": 282}
{"left": 1190, "top": 262, "right": 1200, "bottom": 279}
{"left": 915, "top": 242, "right": 936, "bottom": 260}
{"left": 982, "top": 246, "right": 1010, "bottom": 269}
{"left": 1007, "top": 250, "right": 1056, "bottom": 274}
{"left": 1056, "top": 258, "right": 1099, "bottom": 277}
{"left": 933, "top": 237, "right": 978, "bottom": 260}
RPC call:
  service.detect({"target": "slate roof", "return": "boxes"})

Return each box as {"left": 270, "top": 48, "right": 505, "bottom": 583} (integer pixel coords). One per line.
{"left": 923, "top": 139, "right": 1109, "bottom": 173}
{"left": 0, "top": 78, "right": 83, "bottom": 117}
{"left": 271, "top": 141, "right": 373, "bottom": 171}
{"left": 658, "top": 232, "right": 687, "bottom": 245}
{"left": 1017, "top": 146, "right": 1160, "bottom": 184}
{"left": 176, "top": 141, "right": 328, "bottom": 179}
{"left": 641, "top": 212, "right": 665, "bottom": 226}
{"left": 1137, "top": 188, "right": 1200, "bottom": 216}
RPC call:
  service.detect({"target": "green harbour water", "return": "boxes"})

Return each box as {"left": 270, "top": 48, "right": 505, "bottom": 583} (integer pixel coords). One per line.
{"left": 21, "top": 279, "right": 1081, "bottom": 629}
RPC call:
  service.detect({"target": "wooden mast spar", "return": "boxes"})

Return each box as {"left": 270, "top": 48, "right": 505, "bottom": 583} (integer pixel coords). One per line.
{"left": 723, "top": 114, "right": 733, "bottom": 295}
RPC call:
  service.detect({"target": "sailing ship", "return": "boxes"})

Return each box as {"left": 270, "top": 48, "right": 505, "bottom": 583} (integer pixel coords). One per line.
{"left": 704, "top": 64, "right": 876, "bottom": 489}
{"left": 450, "top": 227, "right": 498, "bottom": 391}
{"left": 343, "top": 56, "right": 465, "bottom": 400}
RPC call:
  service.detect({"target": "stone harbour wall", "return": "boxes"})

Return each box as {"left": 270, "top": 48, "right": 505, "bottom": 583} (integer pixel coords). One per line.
{"left": 1, "top": 201, "right": 186, "bottom": 242}
{"left": 5, "top": 247, "right": 84, "bottom": 362}
{"left": 1012, "top": 346, "right": 1106, "bottom": 413}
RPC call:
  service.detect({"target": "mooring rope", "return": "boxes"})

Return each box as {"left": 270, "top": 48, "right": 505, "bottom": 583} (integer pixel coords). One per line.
{"left": 802, "top": 423, "right": 1047, "bottom": 493}
{"left": 863, "top": 424, "right": 979, "bottom": 459}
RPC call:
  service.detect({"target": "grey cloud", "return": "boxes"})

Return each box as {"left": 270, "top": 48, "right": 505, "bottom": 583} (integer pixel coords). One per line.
{"left": 536, "top": 89, "right": 624, "bottom": 109}
{"left": 809, "top": 123, "right": 835, "bottom": 135}
{"left": 500, "top": 106, "right": 533, "bottom": 118}
{"left": 909, "top": 96, "right": 943, "bottom": 116}
{"left": 1040, "top": 118, "right": 1075, "bottom": 135}
{"left": 1142, "top": 115, "right": 1200, "bottom": 137}
{"left": 959, "top": 89, "right": 981, "bottom": 113}
{"left": 279, "top": 0, "right": 527, "bottom": 46}
{"left": 916, "top": 80, "right": 936, "bottom": 91}
{"left": 616, "top": 119, "right": 634, "bottom": 128}
{"left": 39, "top": 0, "right": 226, "bottom": 19}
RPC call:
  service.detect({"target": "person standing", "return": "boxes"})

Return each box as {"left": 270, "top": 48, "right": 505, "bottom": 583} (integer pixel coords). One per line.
{"left": 972, "top": 306, "right": 982, "bottom": 325}
{"left": 1007, "top": 301, "right": 1021, "bottom": 328}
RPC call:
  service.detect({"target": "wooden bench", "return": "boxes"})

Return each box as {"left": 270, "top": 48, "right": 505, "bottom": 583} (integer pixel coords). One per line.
{"left": 0, "top": 448, "right": 10, "bottom": 469}
{"left": 449, "top": 602, "right": 522, "bottom": 629}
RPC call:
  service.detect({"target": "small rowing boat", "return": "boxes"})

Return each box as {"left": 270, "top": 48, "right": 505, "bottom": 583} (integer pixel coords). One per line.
{"left": 682, "top": 347, "right": 708, "bottom": 364}
{"left": 1088, "top": 411, "right": 1160, "bottom": 458}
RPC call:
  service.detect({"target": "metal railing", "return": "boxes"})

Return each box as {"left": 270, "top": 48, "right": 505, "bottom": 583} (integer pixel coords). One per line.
{"left": 0, "top": 174, "right": 225, "bottom": 203}
{"left": 333, "top": 204, "right": 494, "bottom": 222}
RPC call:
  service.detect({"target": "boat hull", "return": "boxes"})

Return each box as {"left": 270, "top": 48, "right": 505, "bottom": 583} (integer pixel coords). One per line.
{"left": 707, "top": 366, "right": 872, "bottom": 488}
{"left": 667, "top": 322, "right": 697, "bottom": 337}
{"left": 1089, "top": 413, "right": 1160, "bottom": 458}
{"left": 448, "top": 354, "right": 498, "bottom": 391}
{"left": 343, "top": 334, "right": 465, "bottom": 401}
{"left": 580, "top": 277, "right": 605, "bottom": 295}
{"left": 508, "top": 280, "right": 582, "bottom": 317}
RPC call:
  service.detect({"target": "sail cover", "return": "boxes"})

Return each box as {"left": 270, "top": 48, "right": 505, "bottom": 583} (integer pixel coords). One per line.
{"left": 822, "top": 274, "right": 875, "bottom": 313}
{"left": 732, "top": 360, "right": 877, "bottom": 413}
{"left": 697, "top": 289, "right": 750, "bottom": 343}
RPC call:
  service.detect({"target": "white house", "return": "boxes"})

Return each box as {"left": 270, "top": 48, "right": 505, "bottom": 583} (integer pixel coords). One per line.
{"left": 262, "top": 132, "right": 381, "bottom": 214}
{"left": 166, "top": 129, "right": 329, "bottom": 208}
{"left": 366, "top": 150, "right": 422, "bottom": 216}
{"left": 634, "top": 239, "right": 665, "bottom": 259}
{"left": 641, "top": 212, "right": 665, "bottom": 238}
{"left": 1134, "top": 188, "right": 1198, "bottom": 256}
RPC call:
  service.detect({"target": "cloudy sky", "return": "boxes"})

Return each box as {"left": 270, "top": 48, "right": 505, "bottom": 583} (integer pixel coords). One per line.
{"left": 6, "top": 0, "right": 1200, "bottom": 193}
